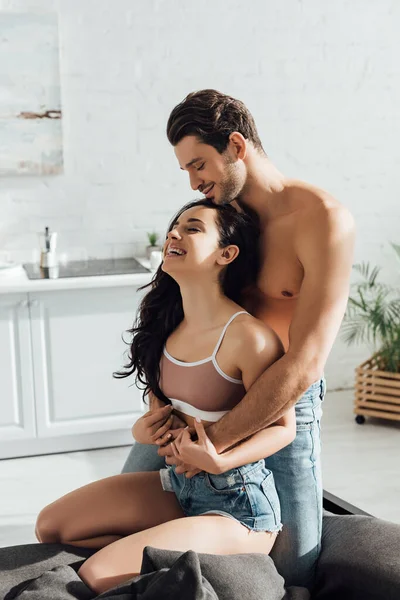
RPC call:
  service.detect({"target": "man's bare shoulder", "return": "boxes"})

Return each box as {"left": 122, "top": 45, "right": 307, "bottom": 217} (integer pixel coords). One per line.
{"left": 289, "top": 180, "right": 355, "bottom": 239}
{"left": 289, "top": 178, "right": 343, "bottom": 209}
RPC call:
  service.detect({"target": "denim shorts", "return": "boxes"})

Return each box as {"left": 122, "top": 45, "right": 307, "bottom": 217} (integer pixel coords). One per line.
{"left": 160, "top": 459, "right": 282, "bottom": 533}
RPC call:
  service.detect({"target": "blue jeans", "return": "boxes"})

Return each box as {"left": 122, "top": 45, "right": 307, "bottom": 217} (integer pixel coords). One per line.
{"left": 122, "top": 378, "right": 325, "bottom": 589}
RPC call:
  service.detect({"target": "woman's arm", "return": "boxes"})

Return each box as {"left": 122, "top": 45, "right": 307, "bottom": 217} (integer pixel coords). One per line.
{"left": 212, "top": 410, "right": 296, "bottom": 472}
{"left": 173, "top": 409, "right": 295, "bottom": 475}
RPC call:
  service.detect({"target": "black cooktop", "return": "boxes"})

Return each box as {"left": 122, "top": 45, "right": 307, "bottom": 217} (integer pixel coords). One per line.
{"left": 23, "top": 257, "right": 150, "bottom": 280}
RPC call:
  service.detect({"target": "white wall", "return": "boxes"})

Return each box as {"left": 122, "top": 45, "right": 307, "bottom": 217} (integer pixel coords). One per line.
{"left": 1, "top": 0, "right": 399, "bottom": 388}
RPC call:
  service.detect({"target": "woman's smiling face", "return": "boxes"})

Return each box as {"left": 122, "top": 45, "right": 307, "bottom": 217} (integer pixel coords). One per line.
{"left": 162, "top": 206, "right": 225, "bottom": 277}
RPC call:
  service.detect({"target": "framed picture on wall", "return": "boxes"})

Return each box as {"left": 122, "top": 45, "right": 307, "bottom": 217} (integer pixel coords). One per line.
{"left": 0, "top": 12, "right": 63, "bottom": 176}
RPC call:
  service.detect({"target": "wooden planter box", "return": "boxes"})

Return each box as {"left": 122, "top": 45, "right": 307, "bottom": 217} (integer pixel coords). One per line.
{"left": 354, "top": 355, "right": 400, "bottom": 423}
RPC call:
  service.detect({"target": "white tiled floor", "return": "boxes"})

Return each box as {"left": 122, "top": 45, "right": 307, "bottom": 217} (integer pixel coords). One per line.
{"left": 0, "top": 390, "right": 399, "bottom": 548}
{"left": 320, "top": 390, "right": 400, "bottom": 521}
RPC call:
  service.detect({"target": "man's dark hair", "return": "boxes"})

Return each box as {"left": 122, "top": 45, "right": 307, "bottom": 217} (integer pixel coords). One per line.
{"left": 166, "top": 89, "right": 264, "bottom": 154}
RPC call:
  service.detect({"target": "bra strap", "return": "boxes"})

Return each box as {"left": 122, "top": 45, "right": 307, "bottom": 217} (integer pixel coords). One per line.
{"left": 212, "top": 311, "right": 249, "bottom": 358}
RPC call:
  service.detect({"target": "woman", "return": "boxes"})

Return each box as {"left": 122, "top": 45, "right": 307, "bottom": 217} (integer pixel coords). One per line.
{"left": 35, "top": 199, "right": 295, "bottom": 594}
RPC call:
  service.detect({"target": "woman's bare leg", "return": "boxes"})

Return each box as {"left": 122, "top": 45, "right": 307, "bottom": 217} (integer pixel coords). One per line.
{"left": 35, "top": 472, "right": 184, "bottom": 548}
{"left": 78, "top": 515, "right": 277, "bottom": 594}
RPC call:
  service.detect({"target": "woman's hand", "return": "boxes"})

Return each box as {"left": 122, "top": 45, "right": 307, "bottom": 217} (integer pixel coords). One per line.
{"left": 132, "top": 404, "right": 174, "bottom": 445}
{"left": 170, "top": 418, "right": 226, "bottom": 475}
{"left": 157, "top": 419, "right": 203, "bottom": 478}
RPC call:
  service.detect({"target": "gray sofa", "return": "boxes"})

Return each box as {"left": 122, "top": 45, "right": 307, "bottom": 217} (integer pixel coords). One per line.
{"left": 0, "top": 491, "right": 399, "bottom": 600}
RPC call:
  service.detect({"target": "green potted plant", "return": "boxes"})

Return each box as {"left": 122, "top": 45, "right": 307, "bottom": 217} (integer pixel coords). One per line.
{"left": 342, "top": 243, "right": 400, "bottom": 423}
{"left": 146, "top": 231, "right": 162, "bottom": 260}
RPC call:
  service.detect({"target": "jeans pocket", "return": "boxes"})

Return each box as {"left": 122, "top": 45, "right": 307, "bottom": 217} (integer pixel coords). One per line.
{"left": 204, "top": 472, "right": 243, "bottom": 495}
{"left": 260, "top": 472, "right": 281, "bottom": 523}
{"left": 320, "top": 377, "right": 327, "bottom": 401}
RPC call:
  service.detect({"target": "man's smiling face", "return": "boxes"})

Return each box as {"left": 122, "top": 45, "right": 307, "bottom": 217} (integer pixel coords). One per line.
{"left": 174, "top": 135, "right": 246, "bottom": 205}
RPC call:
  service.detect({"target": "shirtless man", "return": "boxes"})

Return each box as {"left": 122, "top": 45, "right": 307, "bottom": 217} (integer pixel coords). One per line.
{"left": 122, "top": 89, "right": 355, "bottom": 589}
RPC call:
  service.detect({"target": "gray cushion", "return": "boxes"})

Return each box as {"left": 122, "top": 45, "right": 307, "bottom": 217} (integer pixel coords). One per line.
{"left": 141, "top": 546, "right": 309, "bottom": 599}
{"left": 1, "top": 513, "right": 400, "bottom": 599}
{"left": 315, "top": 514, "right": 400, "bottom": 599}
{"left": 0, "top": 543, "right": 93, "bottom": 599}
{"left": 0, "top": 543, "right": 308, "bottom": 600}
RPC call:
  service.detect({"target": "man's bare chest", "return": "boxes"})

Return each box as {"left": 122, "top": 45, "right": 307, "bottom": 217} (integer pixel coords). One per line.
{"left": 257, "top": 222, "right": 304, "bottom": 301}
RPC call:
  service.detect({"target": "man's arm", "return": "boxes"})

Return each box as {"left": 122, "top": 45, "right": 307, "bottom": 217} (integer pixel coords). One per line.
{"left": 207, "top": 203, "right": 355, "bottom": 453}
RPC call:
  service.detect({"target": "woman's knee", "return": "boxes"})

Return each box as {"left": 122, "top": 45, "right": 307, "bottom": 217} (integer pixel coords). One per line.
{"left": 35, "top": 505, "right": 62, "bottom": 543}
{"left": 78, "top": 560, "right": 99, "bottom": 593}
{"left": 78, "top": 558, "right": 118, "bottom": 595}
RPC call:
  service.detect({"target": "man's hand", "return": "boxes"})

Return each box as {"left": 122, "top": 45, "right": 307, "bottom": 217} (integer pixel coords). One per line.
{"left": 132, "top": 404, "right": 174, "bottom": 445}
{"left": 154, "top": 413, "right": 187, "bottom": 446}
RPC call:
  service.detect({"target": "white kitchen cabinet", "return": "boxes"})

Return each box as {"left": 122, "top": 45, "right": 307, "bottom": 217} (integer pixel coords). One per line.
{"left": 0, "top": 293, "right": 36, "bottom": 444}
{"left": 0, "top": 285, "right": 147, "bottom": 459}
{"left": 29, "top": 286, "right": 144, "bottom": 437}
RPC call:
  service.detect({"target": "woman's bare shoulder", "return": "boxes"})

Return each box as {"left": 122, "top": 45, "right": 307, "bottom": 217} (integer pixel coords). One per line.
{"left": 228, "top": 312, "right": 284, "bottom": 359}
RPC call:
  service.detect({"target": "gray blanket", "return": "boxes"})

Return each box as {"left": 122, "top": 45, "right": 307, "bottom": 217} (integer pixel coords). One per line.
{"left": 0, "top": 544, "right": 308, "bottom": 600}
{"left": 2, "top": 513, "right": 400, "bottom": 599}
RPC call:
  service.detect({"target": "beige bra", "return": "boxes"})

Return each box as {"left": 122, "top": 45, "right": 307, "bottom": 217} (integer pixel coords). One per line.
{"left": 159, "top": 311, "right": 249, "bottom": 422}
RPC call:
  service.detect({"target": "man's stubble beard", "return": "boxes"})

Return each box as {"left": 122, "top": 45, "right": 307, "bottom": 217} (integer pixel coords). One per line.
{"left": 219, "top": 159, "right": 246, "bottom": 206}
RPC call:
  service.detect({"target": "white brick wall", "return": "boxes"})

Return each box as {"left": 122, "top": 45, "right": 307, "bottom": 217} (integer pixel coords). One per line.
{"left": 1, "top": 0, "right": 399, "bottom": 388}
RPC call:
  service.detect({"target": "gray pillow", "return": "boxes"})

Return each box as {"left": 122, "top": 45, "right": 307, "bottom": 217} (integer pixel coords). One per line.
{"left": 142, "top": 546, "right": 309, "bottom": 599}
{"left": 0, "top": 543, "right": 308, "bottom": 600}
{"left": 315, "top": 514, "right": 400, "bottom": 599}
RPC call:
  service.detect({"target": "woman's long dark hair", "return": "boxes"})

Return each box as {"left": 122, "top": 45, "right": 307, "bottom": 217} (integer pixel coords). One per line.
{"left": 114, "top": 199, "right": 260, "bottom": 403}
